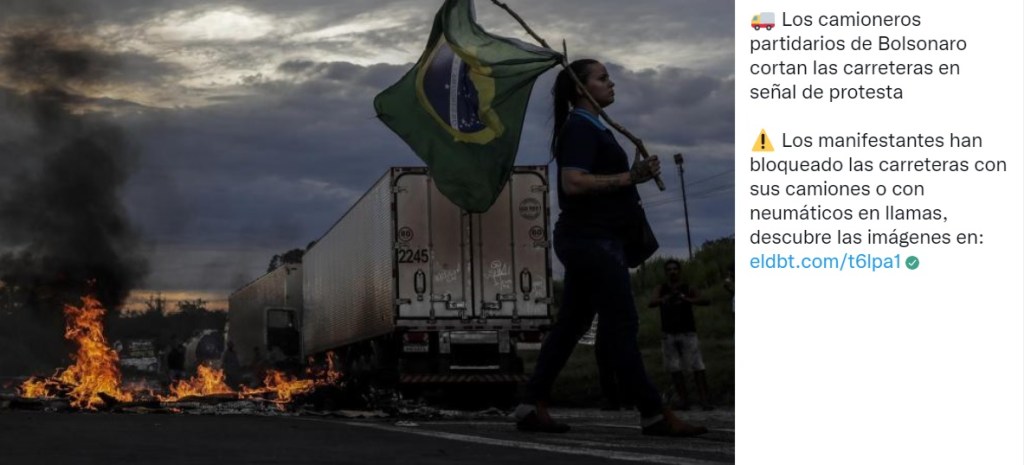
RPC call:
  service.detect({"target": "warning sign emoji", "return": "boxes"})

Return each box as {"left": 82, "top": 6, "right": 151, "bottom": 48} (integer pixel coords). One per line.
{"left": 752, "top": 129, "right": 775, "bottom": 152}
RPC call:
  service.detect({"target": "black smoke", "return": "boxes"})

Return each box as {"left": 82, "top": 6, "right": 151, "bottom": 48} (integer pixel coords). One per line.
{"left": 0, "top": 30, "right": 148, "bottom": 374}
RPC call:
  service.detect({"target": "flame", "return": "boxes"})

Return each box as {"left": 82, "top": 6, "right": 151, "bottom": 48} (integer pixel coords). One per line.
{"left": 18, "top": 378, "right": 54, "bottom": 398}
{"left": 240, "top": 353, "right": 342, "bottom": 406}
{"left": 323, "top": 351, "right": 343, "bottom": 385}
{"left": 243, "top": 370, "right": 314, "bottom": 404}
{"left": 304, "top": 350, "right": 343, "bottom": 386}
{"left": 160, "top": 364, "right": 235, "bottom": 401}
{"left": 19, "top": 296, "right": 346, "bottom": 410}
{"left": 18, "top": 294, "right": 133, "bottom": 409}
{"left": 158, "top": 354, "right": 343, "bottom": 405}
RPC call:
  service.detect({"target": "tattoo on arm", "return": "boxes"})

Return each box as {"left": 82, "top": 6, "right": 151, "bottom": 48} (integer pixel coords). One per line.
{"left": 587, "top": 174, "right": 626, "bottom": 192}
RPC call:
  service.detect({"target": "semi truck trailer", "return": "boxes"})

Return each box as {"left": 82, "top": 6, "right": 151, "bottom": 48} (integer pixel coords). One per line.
{"left": 229, "top": 166, "right": 553, "bottom": 384}
{"left": 227, "top": 263, "right": 303, "bottom": 367}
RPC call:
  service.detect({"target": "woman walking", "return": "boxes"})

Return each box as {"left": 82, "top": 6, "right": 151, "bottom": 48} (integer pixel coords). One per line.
{"left": 514, "top": 59, "right": 707, "bottom": 437}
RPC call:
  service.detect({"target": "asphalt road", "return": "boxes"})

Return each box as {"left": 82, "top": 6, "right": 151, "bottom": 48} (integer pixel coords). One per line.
{"left": 0, "top": 407, "right": 734, "bottom": 464}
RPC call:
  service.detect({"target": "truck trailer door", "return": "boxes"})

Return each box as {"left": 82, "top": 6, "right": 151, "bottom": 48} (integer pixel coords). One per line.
{"left": 394, "top": 170, "right": 471, "bottom": 320}
{"left": 472, "top": 167, "right": 551, "bottom": 320}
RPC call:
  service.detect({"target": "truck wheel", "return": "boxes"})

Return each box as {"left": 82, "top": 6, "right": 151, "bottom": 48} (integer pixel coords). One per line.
{"left": 754, "top": 25, "right": 760, "bottom": 30}
{"left": 341, "top": 343, "right": 370, "bottom": 377}
{"left": 369, "top": 337, "right": 399, "bottom": 387}
{"left": 766, "top": 25, "right": 773, "bottom": 31}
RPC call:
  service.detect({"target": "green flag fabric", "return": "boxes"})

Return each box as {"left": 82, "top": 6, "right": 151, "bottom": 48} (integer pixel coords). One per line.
{"left": 373, "top": 0, "right": 561, "bottom": 212}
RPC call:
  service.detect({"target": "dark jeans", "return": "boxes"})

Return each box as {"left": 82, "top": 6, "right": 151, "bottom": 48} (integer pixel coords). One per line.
{"left": 596, "top": 329, "right": 632, "bottom": 406}
{"left": 523, "top": 232, "right": 663, "bottom": 417}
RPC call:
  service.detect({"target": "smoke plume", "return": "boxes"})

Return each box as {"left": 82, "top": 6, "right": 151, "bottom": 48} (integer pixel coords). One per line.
{"left": 0, "top": 28, "right": 148, "bottom": 373}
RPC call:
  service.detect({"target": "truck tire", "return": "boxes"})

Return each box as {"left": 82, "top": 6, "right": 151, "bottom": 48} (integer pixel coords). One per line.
{"left": 342, "top": 338, "right": 399, "bottom": 386}
{"left": 369, "top": 337, "right": 399, "bottom": 387}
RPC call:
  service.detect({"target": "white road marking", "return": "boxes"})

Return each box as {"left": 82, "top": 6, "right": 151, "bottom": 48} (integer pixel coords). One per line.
{"left": 290, "top": 417, "right": 720, "bottom": 465}
{"left": 403, "top": 420, "right": 730, "bottom": 435}
{"left": 590, "top": 423, "right": 733, "bottom": 435}
{"left": 592, "top": 422, "right": 642, "bottom": 430}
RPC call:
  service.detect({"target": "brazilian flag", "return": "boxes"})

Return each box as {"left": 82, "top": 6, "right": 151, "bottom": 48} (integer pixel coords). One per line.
{"left": 374, "top": 0, "right": 561, "bottom": 212}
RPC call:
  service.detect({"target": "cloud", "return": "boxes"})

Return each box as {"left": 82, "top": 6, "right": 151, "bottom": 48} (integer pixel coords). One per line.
{"left": 2, "top": 0, "right": 735, "bottom": 293}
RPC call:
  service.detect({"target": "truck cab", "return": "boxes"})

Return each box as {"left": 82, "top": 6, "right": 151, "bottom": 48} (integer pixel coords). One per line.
{"left": 266, "top": 308, "right": 301, "bottom": 363}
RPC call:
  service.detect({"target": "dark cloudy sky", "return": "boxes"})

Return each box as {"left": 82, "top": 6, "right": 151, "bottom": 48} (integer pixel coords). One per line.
{"left": 0, "top": 0, "right": 734, "bottom": 309}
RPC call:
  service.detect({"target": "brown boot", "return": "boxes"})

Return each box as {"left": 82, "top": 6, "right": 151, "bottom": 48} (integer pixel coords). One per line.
{"left": 641, "top": 409, "right": 708, "bottom": 437}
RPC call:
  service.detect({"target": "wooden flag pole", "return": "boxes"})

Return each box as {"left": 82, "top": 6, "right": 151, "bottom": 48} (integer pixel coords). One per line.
{"left": 489, "top": 0, "right": 667, "bottom": 191}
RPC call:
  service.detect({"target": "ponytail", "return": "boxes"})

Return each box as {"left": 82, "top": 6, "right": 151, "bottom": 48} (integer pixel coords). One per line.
{"left": 550, "top": 59, "right": 598, "bottom": 157}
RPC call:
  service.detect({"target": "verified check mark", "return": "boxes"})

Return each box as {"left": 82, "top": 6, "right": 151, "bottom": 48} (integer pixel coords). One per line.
{"left": 905, "top": 256, "right": 919, "bottom": 270}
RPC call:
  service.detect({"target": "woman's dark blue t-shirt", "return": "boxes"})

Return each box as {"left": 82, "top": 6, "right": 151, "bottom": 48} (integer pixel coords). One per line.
{"left": 555, "top": 109, "right": 641, "bottom": 240}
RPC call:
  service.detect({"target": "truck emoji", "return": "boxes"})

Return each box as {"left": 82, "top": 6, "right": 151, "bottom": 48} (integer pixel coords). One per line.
{"left": 751, "top": 12, "right": 775, "bottom": 31}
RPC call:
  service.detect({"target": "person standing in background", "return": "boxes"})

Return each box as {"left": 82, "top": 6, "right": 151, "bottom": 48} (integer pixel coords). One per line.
{"left": 649, "top": 259, "right": 712, "bottom": 410}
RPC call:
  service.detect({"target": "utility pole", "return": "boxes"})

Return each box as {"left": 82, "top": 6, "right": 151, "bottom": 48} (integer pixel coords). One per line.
{"left": 673, "top": 153, "right": 693, "bottom": 260}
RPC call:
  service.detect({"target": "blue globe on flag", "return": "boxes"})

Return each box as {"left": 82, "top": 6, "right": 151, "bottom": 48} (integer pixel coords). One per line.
{"left": 416, "top": 38, "right": 502, "bottom": 144}
{"left": 422, "top": 41, "right": 487, "bottom": 133}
